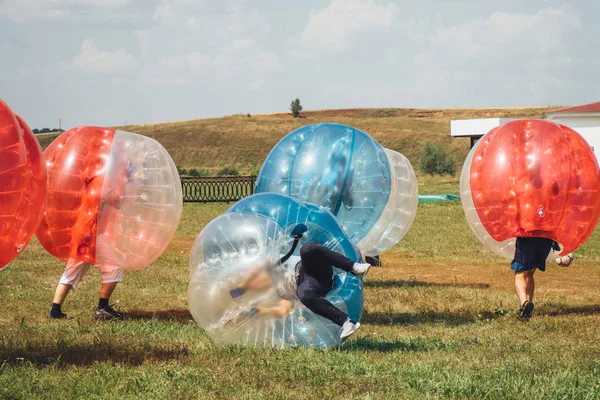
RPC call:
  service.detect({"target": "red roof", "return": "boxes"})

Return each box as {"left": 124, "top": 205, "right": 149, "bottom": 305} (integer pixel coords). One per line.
{"left": 549, "top": 101, "right": 600, "bottom": 114}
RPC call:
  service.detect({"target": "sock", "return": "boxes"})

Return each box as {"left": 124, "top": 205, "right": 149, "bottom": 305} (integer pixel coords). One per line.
{"left": 50, "top": 303, "right": 62, "bottom": 315}
{"left": 98, "top": 298, "right": 110, "bottom": 309}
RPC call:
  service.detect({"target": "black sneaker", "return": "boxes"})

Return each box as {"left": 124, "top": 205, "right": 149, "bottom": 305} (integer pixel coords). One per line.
{"left": 518, "top": 301, "right": 534, "bottom": 321}
{"left": 47, "top": 310, "right": 67, "bottom": 319}
{"left": 94, "top": 305, "right": 125, "bottom": 321}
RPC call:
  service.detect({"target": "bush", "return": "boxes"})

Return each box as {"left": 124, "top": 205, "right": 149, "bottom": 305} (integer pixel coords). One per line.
{"left": 176, "top": 166, "right": 188, "bottom": 176}
{"left": 290, "top": 98, "right": 303, "bottom": 118}
{"left": 216, "top": 168, "right": 240, "bottom": 176}
{"left": 420, "top": 142, "right": 456, "bottom": 176}
{"left": 188, "top": 168, "right": 210, "bottom": 177}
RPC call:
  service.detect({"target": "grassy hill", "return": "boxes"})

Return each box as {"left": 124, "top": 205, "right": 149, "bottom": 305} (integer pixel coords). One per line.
{"left": 35, "top": 107, "right": 554, "bottom": 175}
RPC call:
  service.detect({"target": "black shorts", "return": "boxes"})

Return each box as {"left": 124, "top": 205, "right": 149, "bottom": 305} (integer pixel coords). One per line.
{"left": 511, "top": 237, "right": 555, "bottom": 272}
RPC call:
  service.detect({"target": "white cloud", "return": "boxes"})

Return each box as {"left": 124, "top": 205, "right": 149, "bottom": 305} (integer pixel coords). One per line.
{"left": 430, "top": 6, "right": 580, "bottom": 57}
{"left": 230, "top": 38, "right": 254, "bottom": 52}
{"left": 0, "top": 0, "right": 131, "bottom": 21}
{"left": 301, "top": 0, "right": 397, "bottom": 53}
{"left": 247, "top": 78, "right": 264, "bottom": 91}
{"left": 187, "top": 16, "right": 198, "bottom": 28}
{"left": 249, "top": 52, "right": 280, "bottom": 73}
{"left": 153, "top": 3, "right": 171, "bottom": 22}
{"left": 410, "top": 6, "right": 583, "bottom": 106}
{"left": 67, "top": 39, "right": 137, "bottom": 74}
{"left": 135, "top": 30, "right": 151, "bottom": 55}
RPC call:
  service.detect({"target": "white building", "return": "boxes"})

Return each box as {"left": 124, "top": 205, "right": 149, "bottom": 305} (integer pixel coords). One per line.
{"left": 450, "top": 101, "right": 600, "bottom": 157}
{"left": 545, "top": 102, "right": 600, "bottom": 154}
{"left": 450, "top": 118, "right": 516, "bottom": 148}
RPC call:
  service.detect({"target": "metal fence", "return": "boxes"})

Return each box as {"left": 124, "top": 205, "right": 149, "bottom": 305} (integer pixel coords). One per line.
{"left": 181, "top": 175, "right": 257, "bottom": 203}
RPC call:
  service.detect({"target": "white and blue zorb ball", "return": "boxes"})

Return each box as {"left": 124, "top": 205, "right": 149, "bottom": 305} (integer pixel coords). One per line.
{"left": 256, "top": 122, "right": 417, "bottom": 255}
{"left": 188, "top": 193, "right": 363, "bottom": 348}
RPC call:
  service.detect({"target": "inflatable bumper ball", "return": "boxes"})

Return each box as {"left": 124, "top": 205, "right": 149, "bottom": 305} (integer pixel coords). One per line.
{"left": 461, "top": 120, "right": 600, "bottom": 259}
{"left": 37, "top": 126, "right": 182, "bottom": 270}
{"left": 363, "top": 148, "right": 418, "bottom": 257}
{"left": 0, "top": 99, "right": 47, "bottom": 270}
{"left": 256, "top": 123, "right": 417, "bottom": 255}
{"left": 189, "top": 193, "right": 363, "bottom": 348}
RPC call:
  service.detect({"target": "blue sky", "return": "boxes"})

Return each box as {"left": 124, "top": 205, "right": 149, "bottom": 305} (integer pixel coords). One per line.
{"left": 0, "top": 0, "right": 597, "bottom": 129}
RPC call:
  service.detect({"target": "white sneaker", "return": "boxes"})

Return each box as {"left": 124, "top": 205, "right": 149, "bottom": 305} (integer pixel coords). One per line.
{"left": 340, "top": 319, "right": 360, "bottom": 340}
{"left": 352, "top": 262, "right": 371, "bottom": 276}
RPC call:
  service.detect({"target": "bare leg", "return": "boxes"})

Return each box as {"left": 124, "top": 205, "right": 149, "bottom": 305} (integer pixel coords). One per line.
{"left": 514, "top": 270, "right": 535, "bottom": 305}
{"left": 257, "top": 300, "right": 294, "bottom": 319}
{"left": 525, "top": 270, "right": 535, "bottom": 302}
{"left": 100, "top": 282, "right": 118, "bottom": 299}
{"left": 52, "top": 283, "right": 72, "bottom": 305}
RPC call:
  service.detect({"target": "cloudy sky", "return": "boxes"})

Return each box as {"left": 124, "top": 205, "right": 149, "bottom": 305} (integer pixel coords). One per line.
{"left": 0, "top": 0, "right": 597, "bottom": 129}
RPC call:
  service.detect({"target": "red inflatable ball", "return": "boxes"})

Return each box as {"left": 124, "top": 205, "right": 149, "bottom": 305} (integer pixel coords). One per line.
{"left": 37, "top": 126, "right": 182, "bottom": 270}
{"left": 0, "top": 99, "right": 47, "bottom": 270}
{"left": 461, "top": 120, "right": 600, "bottom": 257}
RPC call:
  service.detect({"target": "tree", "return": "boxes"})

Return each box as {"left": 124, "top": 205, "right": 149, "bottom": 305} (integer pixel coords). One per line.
{"left": 290, "top": 98, "right": 303, "bottom": 118}
{"left": 420, "top": 142, "right": 456, "bottom": 176}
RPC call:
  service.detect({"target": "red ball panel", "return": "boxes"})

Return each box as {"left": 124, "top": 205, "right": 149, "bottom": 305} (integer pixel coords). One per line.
{"left": 470, "top": 120, "right": 600, "bottom": 255}
{"left": 0, "top": 100, "right": 48, "bottom": 269}
{"left": 37, "top": 127, "right": 116, "bottom": 263}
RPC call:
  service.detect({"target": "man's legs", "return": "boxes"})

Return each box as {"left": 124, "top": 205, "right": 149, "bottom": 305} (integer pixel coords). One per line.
{"left": 297, "top": 275, "right": 348, "bottom": 326}
{"left": 95, "top": 264, "right": 125, "bottom": 320}
{"left": 100, "top": 281, "right": 118, "bottom": 300}
{"left": 48, "top": 259, "right": 90, "bottom": 319}
{"left": 515, "top": 269, "right": 535, "bottom": 320}
{"left": 298, "top": 243, "right": 364, "bottom": 339}
{"left": 300, "top": 242, "right": 370, "bottom": 277}
{"left": 300, "top": 243, "right": 353, "bottom": 275}
{"left": 52, "top": 283, "right": 72, "bottom": 305}
{"left": 514, "top": 270, "right": 535, "bottom": 304}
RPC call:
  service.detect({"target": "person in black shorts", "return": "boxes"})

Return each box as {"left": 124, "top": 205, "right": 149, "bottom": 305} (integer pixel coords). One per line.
{"left": 511, "top": 237, "right": 560, "bottom": 320}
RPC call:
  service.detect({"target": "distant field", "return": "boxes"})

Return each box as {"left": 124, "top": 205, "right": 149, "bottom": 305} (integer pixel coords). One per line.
{"left": 2, "top": 197, "right": 600, "bottom": 398}
{"left": 35, "top": 107, "right": 554, "bottom": 175}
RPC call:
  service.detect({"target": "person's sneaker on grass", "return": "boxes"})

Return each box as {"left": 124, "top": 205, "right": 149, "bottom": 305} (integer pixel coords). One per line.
{"left": 47, "top": 310, "right": 67, "bottom": 319}
{"left": 47, "top": 303, "right": 67, "bottom": 319}
{"left": 352, "top": 262, "right": 371, "bottom": 277}
{"left": 518, "top": 300, "right": 534, "bottom": 321}
{"left": 340, "top": 318, "right": 360, "bottom": 340}
{"left": 95, "top": 305, "right": 125, "bottom": 321}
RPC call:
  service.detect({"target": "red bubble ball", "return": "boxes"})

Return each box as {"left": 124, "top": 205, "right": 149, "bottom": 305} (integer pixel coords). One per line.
{"left": 0, "top": 99, "right": 47, "bottom": 270}
{"left": 36, "top": 126, "right": 183, "bottom": 270}
{"left": 468, "top": 120, "right": 600, "bottom": 255}
{"left": 37, "top": 126, "right": 116, "bottom": 264}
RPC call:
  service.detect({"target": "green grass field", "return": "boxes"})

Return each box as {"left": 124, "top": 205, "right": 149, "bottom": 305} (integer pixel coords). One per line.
{"left": 2, "top": 179, "right": 600, "bottom": 399}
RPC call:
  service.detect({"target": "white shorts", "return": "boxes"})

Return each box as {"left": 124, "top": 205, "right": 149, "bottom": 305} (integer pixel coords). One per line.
{"left": 58, "top": 231, "right": 126, "bottom": 289}
{"left": 58, "top": 259, "right": 124, "bottom": 290}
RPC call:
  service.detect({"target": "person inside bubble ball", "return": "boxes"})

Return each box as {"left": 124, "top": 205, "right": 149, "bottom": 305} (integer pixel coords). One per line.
{"left": 306, "top": 141, "right": 354, "bottom": 212}
{"left": 228, "top": 225, "right": 371, "bottom": 340}
{"left": 511, "top": 237, "right": 562, "bottom": 321}
{"left": 47, "top": 157, "right": 134, "bottom": 321}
